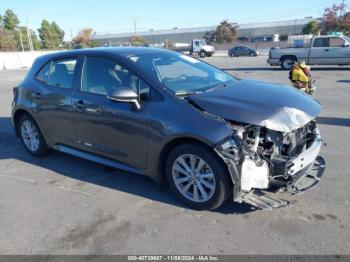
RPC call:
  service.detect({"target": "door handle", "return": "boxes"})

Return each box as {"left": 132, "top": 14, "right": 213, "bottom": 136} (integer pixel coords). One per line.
{"left": 74, "top": 100, "right": 85, "bottom": 111}
{"left": 74, "top": 100, "right": 102, "bottom": 113}
{"left": 32, "top": 92, "right": 42, "bottom": 99}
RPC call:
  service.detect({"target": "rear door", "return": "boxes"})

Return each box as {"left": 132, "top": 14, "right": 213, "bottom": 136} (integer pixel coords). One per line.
{"left": 71, "top": 55, "right": 150, "bottom": 170}
{"left": 33, "top": 56, "right": 79, "bottom": 146}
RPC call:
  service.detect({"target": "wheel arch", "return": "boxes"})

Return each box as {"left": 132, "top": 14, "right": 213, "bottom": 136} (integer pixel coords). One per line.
{"left": 157, "top": 136, "right": 221, "bottom": 184}
{"left": 280, "top": 55, "right": 297, "bottom": 63}
{"left": 13, "top": 109, "right": 34, "bottom": 137}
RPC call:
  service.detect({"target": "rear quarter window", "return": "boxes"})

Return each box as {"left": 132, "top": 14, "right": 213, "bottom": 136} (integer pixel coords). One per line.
{"left": 36, "top": 62, "right": 51, "bottom": 82}
{"left": 35, "top": 58, "right": 77, "bottom": 89}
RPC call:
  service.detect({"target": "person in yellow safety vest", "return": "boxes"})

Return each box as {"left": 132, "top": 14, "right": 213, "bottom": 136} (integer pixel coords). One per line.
{"left": 289, "top": 61, "right": 312, "bottom": 94}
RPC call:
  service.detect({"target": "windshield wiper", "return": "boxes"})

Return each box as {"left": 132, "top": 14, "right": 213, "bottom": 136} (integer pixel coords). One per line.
{"left": 175, "top": 90, "right": 203, "bottom": 96}
{"left": 205, "top": 82, "right": 228, "bottom": 93}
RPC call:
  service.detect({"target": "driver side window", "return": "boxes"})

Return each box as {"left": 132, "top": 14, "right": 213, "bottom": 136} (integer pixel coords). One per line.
{"left": 82, "top": 56, "right": 150, "bottom": 101}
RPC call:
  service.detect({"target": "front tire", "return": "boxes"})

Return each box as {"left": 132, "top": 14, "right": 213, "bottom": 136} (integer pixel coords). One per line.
{"left": 165, "top": 144, "right": 231, "bottom": 210}
{"left": 199, "top": 51, "right": 206, "bottom": 58}
{"left": 18, "top": 114, "right": 51, "bottom": 157}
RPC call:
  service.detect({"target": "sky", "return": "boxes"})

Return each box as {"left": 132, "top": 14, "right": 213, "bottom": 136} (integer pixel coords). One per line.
{"left": 0, "top": 0, "right": 342, "bottom": 40}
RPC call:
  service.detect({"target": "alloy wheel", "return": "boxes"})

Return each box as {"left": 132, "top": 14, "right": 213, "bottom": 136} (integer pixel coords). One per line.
{"left": 172, "top": 154, "right": 216, "bottom": 203}
{"left": 21, "top": 120, "right": 40, "bottom": 152}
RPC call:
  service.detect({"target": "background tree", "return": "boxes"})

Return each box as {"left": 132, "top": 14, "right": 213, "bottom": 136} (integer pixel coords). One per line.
{"left": 38, "top": 20, "right": 64, "bottom": 49}
{"left": 164, "top": 39, "right": 174, "bottom": 49}
{"left": 14, "top": 26, "right": 42, "bottom": 50}
{"left": 342, "top": 12, "right": 350, "bottom": 34}
{"left": 72, "top": 28, "right": 99, "bottom": 49}
{"left": 204, "top": 30, "right": 216, "bottom": 44}
{"left": 0, "top": 30, "right": 17, "bottom": 51}
{"left": 279, "top": 34, "right": 288, "bottom": 41}
{"left": 204, "top": 20, "right": 237, "bottom": 44}
{"left": 302, "top": 20, "right": 321, "bottom": 35}
{"left": 321, "top": 1, "right": 350, "bottom": 34}
{"left": 130, "top": 36, "right": 148, "bottom": 47}
{"left": 0, "top": 10, "right": 19, "bottom": 51}
{"left": 3, "top": 9, "right": 20, "bottom": 30}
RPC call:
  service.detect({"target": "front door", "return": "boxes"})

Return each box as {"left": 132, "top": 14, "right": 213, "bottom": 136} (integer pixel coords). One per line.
{"left": 193, "top": 40, "right": 201, "bottom": 53}
{"left": 72, "top": 56, "right": 150, "bottom": 170}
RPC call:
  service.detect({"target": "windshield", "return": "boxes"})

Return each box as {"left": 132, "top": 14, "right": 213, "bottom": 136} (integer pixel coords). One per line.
{"left": 127, "top": 52, "right": 237, "bottom": 95}
{"left": 200, "top": 39, "right": 207, "bottom": 46}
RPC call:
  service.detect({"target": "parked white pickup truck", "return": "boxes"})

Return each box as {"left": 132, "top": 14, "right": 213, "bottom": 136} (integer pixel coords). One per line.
{"left": 268, "top": 35, "right": 350, "bottom": 69}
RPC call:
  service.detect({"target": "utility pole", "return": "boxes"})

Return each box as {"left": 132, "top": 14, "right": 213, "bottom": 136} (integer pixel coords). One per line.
{"left": 26, "top": 18, "right": 34, "bottom": 51}
{"left": 133, "top": 18, "right": 137, "bottom": 36}
{"left": 18, "top": 27, "right": 24, "bottom": 52}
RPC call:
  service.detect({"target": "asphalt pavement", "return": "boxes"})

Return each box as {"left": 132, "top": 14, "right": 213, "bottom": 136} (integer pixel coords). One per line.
{"left": 0, "top": 56, "right": 349, "bottom": 255}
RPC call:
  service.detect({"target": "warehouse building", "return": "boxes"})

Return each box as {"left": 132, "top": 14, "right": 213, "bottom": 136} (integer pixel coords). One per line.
{"left": 91, "top": 17, "right": 319, "bottom": 46}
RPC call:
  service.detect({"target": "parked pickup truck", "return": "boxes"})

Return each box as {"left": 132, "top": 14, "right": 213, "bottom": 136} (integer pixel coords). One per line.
{"left": 268, "top": 35, "right": 350, "bottom": 69}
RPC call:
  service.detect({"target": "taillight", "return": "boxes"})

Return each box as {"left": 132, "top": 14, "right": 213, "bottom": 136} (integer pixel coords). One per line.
{"left": 13, "top": 86, "right": 18, "bottom": 99}
{"left": 13, "top": 86, "right": 18, "bottom": 95}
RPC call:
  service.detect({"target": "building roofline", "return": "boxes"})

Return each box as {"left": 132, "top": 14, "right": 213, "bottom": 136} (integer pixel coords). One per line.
{"left": 91, "top": 18, "right": 321, "bottom": 40}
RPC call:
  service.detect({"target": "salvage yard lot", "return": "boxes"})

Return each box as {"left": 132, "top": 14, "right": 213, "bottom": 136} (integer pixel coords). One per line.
{"left": 0, "top": 55, "right": 349, "bottom": 254}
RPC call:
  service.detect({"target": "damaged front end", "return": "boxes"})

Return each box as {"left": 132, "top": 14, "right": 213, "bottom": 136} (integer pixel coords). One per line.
{"left": 215, "top": 120, "right": 326, "bottom": 209}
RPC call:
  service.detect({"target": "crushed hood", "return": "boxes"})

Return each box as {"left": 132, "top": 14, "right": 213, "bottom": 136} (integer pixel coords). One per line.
{"left": 189, "top": 80, "right": 321, "bottom": 133}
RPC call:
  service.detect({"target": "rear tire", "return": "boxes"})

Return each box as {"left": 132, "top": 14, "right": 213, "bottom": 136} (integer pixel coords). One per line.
{"left": 281, "top": 56, "right": 296, "bottom": 70}
{"left": 165, "top": 143, "right": 232, "bottom": 210}
{"left": 18, "top": 114, "right": 51, "bottom": 157}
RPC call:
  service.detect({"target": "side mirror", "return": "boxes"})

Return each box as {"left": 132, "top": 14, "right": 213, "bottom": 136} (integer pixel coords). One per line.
{"left": 107, "top": 88, "right": 141, "bottom": 110}
{"left": 343, "top": 42, "right": 350, "bottom": 47}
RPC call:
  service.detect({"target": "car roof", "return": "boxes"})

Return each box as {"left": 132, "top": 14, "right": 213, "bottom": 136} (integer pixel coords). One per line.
{"left": 233, "top": 46, "right": 252, "bottom": 48}
{"left": 38, "top": 47, "right": 173, "bottom": 61}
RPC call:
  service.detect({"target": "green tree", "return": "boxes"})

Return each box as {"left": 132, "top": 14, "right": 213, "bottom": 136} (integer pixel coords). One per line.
{"left": 31, "top": 30, "right": 42, "bottom": 50}
{"left": 302, "top": 20, "right": 320, "bottom": 35}
{"left": 13, "top": 26, "right": 42, "bottom": 50}
{"left": 130, "top": 36, "right": 148, "bottom": 47}
{"left": 0, "top": 15, "right": 3, "bottom": 28}
{"left": 0, "top": 29, "right": 17, "bottom": 51}
{"left": 38, "top": 19, "right": 64, "bottom": 49}
{"left": 204, "top": 20, "right": 237, "bottom": 44}
{"left": 279, "top": 34, "right": 288, "bottom": 41}
{"left": 3, "top": 9, "right": 20, "bottom": 30}
{"left": 72, "top": 28, "right": 99, "bottom": 49}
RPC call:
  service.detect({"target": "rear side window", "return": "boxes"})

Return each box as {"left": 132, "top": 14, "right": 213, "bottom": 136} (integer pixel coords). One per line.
{"left": 313, "top": 38, "right": 329, "bottom": 47}
{"left": 329, "top": 37, "right": 345, "bottom": 47}
{"left": 36, "top": 62, "right": 51, "bottom": 82}
{"left": 36, "top": 58, "right": 77, "bottom": 89}
{"left": 47, "top": 59, "right": 77, "bottom": 89}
